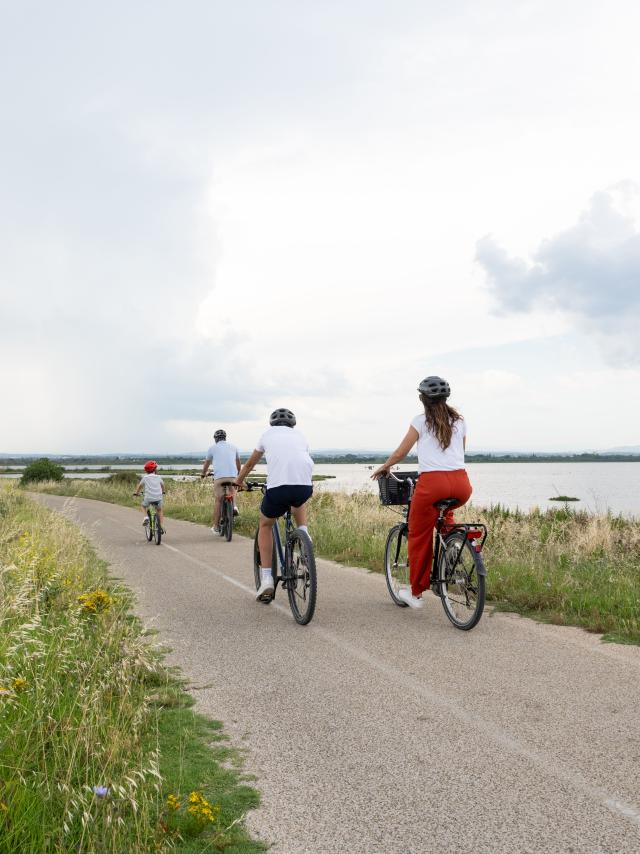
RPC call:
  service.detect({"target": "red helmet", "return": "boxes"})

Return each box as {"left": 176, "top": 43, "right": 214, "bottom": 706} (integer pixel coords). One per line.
{"left": 144, "top": 460, "right": 158, "bottom": 472}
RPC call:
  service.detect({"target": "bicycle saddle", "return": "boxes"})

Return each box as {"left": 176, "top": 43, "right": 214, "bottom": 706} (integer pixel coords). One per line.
{"left": 433, "top": 498, "right": 459, "bottom": 510}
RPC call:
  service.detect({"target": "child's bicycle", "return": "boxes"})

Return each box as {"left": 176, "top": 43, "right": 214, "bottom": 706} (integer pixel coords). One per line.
{"left": 137, "top": 499, "right": 163, "bottom": 546}
{"left": 245, "top": 481, "right": 317, "bottom": 625}
{"left": 378, "top": 472, "right": 488, "bottom": 630}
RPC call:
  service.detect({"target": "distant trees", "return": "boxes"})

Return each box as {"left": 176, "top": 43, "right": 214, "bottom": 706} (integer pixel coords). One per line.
{"left": 20, "top": 458, "right": 64, "bottom": 485}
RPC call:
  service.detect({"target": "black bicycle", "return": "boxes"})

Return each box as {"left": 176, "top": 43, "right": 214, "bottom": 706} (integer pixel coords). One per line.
{"left": 245, "top": 481, "right": 317, "bottom": 625}
{"left": 218, "top": 481, "right": 235, "bottom": 542}
{"left": 379, "top": 472, "right": 487, "bottom": 630}
{"left": 202, "top": 474, "right": 235, "bottom": 542}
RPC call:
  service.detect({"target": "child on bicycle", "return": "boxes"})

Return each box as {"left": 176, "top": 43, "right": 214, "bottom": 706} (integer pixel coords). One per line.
{"left": 372, "top": 377, "right": 472, "bottom": 609}
{"left": 134, "top": 460, "right": 166, "bottom": 533}
{"left": 235, "top": 408, "right": 313, "bottom": 602}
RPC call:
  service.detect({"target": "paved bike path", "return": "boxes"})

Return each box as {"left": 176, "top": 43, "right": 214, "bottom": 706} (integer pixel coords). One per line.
{"left": 33, "top": 493, "right": 640, "bottom": 853}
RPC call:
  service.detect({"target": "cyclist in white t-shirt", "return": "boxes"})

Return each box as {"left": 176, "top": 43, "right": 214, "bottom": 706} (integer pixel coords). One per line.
{"left": 235, "top": 409, "right": 313, "bottom": 602}
{"left": 372, "top": 376, "right": 473, "bottom": 609}
{"left": 133, "top": 460, "right": 166, "bottom": 532}
{"left": 201, "top": 429, "right": 241, "bottom": 533}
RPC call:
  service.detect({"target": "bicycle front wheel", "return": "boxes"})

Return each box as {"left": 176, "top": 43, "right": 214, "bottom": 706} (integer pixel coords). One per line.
{"left": 287, "top": 530, "right": 317, "bottom": 625}
{"left": 438, "top": 533, "right": 485, "bottom": 630}
{"left": 384, "top": 524, "right": 410, "bottom": 607}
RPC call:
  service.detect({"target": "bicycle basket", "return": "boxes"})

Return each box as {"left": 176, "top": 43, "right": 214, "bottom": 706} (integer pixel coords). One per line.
{"left": 377, "top": 472, "right": 418, "bottom": 506}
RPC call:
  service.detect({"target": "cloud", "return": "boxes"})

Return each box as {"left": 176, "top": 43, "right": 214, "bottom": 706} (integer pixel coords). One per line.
{"left": 476, "top": 185, "right": 640, "bottom": 365}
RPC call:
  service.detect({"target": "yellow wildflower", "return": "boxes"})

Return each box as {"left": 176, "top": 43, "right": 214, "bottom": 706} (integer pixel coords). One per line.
{"left": 78, "top": 589, "right": 112, "bottom": 613}
{"left": 186, "top": 791, "right": 219, "bottom": 823}
{"left": 11, "top": 678, "right": 27, "bottom": 692}
{"left": 0, "top": 801, "right": 7, "bottom": 813}
{"left": 166, "top": 794, "right": 181, "bottom": 811}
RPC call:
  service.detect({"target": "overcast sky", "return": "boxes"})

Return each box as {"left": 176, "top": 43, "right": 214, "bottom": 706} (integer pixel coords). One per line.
{"left": 1, "top": 1, "right": 639, "bottom": 454}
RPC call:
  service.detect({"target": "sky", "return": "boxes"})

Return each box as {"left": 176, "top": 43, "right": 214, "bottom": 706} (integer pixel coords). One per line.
{"left": 1, "top": 0, "right": 639, "bottom": 454}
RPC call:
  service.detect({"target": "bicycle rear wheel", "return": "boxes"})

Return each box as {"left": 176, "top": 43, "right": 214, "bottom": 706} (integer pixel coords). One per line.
{"left": 384, "top": 524, "right": 410, "bottom": 607}
{"left": 438, "top": 532, "right": 485, "bottom": 630}
{"left": 253, "top": 529, "right": 278, "bottom": 603}
{"left": 145, "top": 510, "right": 153, "bottom": 542}
{"left": 287, "top": 530, "right": 317, "bottom": 625}
{"left": 154, "top": 513, "right": 162, "bottom": 545}
{"left": 224, "top": 499, "right": 233, "bottom": 542}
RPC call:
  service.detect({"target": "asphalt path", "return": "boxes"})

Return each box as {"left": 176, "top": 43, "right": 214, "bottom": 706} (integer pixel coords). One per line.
{"left": 33, "top": 493, "right": 640, "bottom": 854}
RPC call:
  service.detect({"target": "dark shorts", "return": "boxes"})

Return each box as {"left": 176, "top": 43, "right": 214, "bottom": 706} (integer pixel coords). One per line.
{"left": 260, "top": 484, "right": 313, "bottom": 519}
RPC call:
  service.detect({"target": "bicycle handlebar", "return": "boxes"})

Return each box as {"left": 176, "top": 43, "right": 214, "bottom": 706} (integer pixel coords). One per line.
{"left": 244, "top": 480, "right": 267, "bottom": 493}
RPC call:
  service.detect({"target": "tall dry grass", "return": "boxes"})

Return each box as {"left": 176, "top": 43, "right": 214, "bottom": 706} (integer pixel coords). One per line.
{"left": 0, "top": 485, "right": 166, "bottom": 851}
{"left": 1, "top": 484, "right": 265, "bottom": 852}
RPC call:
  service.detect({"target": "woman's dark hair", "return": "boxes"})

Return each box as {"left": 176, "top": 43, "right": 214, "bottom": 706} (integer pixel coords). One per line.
{"left": 420, "top": 393, "right": 462, "bottom": 450}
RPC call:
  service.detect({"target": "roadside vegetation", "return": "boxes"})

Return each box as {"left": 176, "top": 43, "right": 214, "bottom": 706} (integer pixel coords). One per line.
{"left": 28, "top": 477, "right": 640, "bottom": 645}
{"left": 0, "top": 484, "right": 264, "bottom": 853}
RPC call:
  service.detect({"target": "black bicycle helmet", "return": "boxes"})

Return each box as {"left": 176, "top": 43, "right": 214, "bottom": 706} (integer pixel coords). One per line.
{"left": 417, "top": 376, "right": 451, "bottom": 400}
{"left": 269, "top": 408, "right": 296, "bottom": 427}
{"left": 214, "top": 429, "right": 227, "bottom": 441}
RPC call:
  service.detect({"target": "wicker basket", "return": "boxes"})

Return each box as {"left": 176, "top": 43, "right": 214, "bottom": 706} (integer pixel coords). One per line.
{"left": 377, "top": 471, "right": 419, "bottom": 506}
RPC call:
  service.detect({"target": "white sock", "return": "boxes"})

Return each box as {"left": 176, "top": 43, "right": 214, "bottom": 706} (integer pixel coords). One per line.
{"left": 261, "top": 568, "right": 273, "bottom": 583}
{"left": 298, "top": 525, "right": 309, "bottom": 535}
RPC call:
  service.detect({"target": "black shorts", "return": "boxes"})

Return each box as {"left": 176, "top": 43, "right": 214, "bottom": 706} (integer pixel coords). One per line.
{"left": 260, "top": 484, "right": 313, "bottom": 519}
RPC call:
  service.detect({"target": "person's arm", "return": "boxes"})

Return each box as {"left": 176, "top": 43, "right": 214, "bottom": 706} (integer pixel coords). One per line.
{"left": 371, "top": 426, "right": 419, "bottom": 479}
{"left": 133, "top": 477, "right": 144, "bottom": 496}
{"left": 235, "top": 449, "right": 263, "bottom": 487}
{"left": 201, "top": 456, "right": 211, "bottom": 478}
{"left": 236, "top": 453, "right": 241, "bottom": 475}
{"left": 161, "top": 478, "right": 166, "bottom": 495}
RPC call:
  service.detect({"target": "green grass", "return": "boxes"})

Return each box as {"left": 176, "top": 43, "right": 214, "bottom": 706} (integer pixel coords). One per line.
{"left": 27, "top": 477, "right": 640, "bottom": 645}
{"left": 0, "top": 484, "right": 265, "bottom": 853}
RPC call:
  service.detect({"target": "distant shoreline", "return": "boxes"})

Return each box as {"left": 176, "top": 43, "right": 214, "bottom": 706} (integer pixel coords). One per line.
{"left": 2, "top": 452, "right": 640, "bottom": 468}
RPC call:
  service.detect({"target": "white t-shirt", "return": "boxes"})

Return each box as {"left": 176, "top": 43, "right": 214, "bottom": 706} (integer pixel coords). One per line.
{"left": 205, "top": 440, "right": 239, "bottom": 480}
{"left": 139, "top": 473, "right": 164, "bottom": 501}
{"left": 410, "top": 412, "right": 467, "bottom": 472}
{"left": 256, "top": 426, "right": 314, "bottom": 488}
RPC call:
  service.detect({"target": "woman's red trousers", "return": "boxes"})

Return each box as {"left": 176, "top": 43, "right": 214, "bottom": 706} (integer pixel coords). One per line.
{"left": 407, "top": 469, "right": 472, "bottom": 596}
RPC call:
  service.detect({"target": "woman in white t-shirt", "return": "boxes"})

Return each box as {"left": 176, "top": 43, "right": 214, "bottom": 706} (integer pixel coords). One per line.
{"left": 372, "top": 376, "right": 472, "bottom": 609}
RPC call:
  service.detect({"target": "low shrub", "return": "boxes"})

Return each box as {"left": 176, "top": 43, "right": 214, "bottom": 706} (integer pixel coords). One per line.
{"left": 19, "top": 458, "right": 64, "bottom": 485}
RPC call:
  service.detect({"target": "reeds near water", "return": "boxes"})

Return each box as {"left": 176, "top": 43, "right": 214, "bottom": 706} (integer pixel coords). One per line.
{"left": 30, "top": 478, "right": 640, "bottom": 645}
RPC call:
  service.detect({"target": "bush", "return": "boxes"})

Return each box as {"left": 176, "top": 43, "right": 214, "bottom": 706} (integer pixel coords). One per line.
{"left": 106, "top": 471, "right": 140, "bottom": 486}
{"left": 20, "top": 458, "right": 64, "bottom": 485}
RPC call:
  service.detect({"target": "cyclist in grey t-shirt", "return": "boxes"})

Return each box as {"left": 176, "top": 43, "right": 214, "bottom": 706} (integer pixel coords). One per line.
{"left": 201, "top": 429, "right": 241, "bottom": 532}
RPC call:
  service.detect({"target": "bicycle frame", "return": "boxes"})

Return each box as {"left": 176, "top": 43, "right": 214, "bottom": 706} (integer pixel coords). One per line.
{"left": 387, "top": 472, "right": 487, "bottom": 585}
{"left": 248, "top": 483, "right": 296, "bottom": 588}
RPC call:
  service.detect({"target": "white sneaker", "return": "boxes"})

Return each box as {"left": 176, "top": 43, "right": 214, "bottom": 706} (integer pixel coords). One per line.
{"left": 255, "top": 578, "right": 275, "bottom": 602}
{"left": 397, "top": 587, "right": 424, "bottom": 609}
{"left": 233, "top": 506, "right": 239, "bottom": 517}
{"left": 142, "top": 518, "right": 149, "bottom": 526}
{"left": 211, "top": 526, "right": 220, "bottom": 534}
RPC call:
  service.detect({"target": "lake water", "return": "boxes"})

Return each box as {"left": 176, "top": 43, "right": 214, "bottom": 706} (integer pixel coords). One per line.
{"left": 3, "top": 462, "right": 639, "bottom": 517}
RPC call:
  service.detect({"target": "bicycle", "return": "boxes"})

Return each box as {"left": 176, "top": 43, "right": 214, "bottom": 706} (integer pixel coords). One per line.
{"left": 245, "top": 480, "right": 317, "bottom": 625}
{"left": 202, "top": 474, "right": 236, "bottom": 542}
{"left": 217, "top": 482, "right": 235, "bottom": 542}
{"left": 378, "top": 472, "right": 488, "bottom": 630}
{"left": 136, "top": 499, "right": 162, "bottom": 546}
